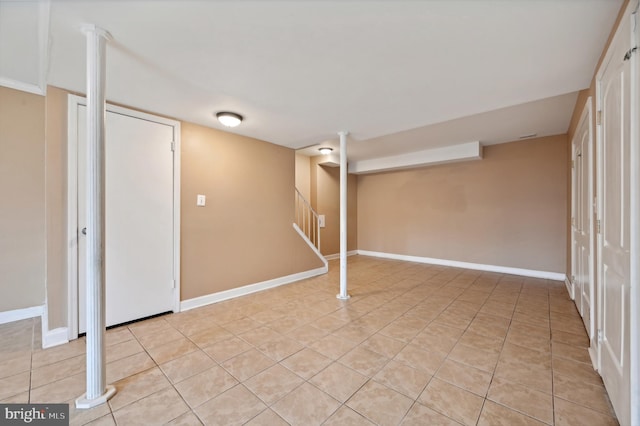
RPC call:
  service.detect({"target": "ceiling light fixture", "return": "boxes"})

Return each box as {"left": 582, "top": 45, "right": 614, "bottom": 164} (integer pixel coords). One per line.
{"left": 319, "top": 147, "right": 333, "bottom": 155}
{"left": 216, "top": 112, "right": 243, "bottom": 127}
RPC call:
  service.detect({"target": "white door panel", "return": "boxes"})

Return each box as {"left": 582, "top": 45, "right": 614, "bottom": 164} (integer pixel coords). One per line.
{"left": 571, "top": 98, "right": 594, "bottom": 343}
{"left": 597, "top": 12, "right": 632, "bottom": 425}
{"left": 579, "top": 118, "right": 593, "bottom": 338}
{"left": 78, "top": 106, "right": 175, "bottom": 332}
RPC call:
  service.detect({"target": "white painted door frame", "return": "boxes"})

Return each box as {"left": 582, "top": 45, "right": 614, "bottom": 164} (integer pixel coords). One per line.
{"left": 569, "top": 139, "right": 577, "bottom": 301}
{"left": 570, "top": 97, "right": 596, "bottom": 360}
{"left": 66, "top": 94, "right": 181, "bottom": 339}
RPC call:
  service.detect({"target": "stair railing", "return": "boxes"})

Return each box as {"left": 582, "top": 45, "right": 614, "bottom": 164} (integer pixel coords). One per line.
{"left": 295, "top": 188, "right": 320, "bottom": 252}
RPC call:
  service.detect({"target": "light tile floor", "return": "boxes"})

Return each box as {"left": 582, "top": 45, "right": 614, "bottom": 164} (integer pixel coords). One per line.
{"left": 0, "top": 256, "right": 619, "bottom": 425}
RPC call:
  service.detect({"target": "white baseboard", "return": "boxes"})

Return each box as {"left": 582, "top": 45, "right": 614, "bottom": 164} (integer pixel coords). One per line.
{"left": 42, "top": 327, "right": 69, "bottom": 349}
{"left": 40, "top": 303, "right": 69, "bottom": 348}
{"left": 588, "top": 345, "right": 599, "bottom": 372}
{"left": 180, "top": 266, "right": 328, "bottom": 312}
{"left": 324, "top": 251, "right": 358, "bottom": 261}
{"left": 0, "top": 305, "right": 44, "bottom": 325}
{"left": 565, "top": 276, "right": 575, "bottom": 300}
{"left": 357, "top": 250, "right": 566, "bottom": 281}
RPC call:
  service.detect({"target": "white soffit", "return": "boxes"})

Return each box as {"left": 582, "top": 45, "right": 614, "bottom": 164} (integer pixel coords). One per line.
{"left": 0, "top": 1, "right": 49, "bottom": 95}
{"left": 349, "top": 141, "right": 483, "bottom": 175}
{"left": 317, "top": 153, "right": 340, "bottom": 168}
{"left": 298, "top": 92, "right": 579, "bottom": 161}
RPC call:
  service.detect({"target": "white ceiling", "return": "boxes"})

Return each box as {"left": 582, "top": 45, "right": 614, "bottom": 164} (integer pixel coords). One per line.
{"left": 1, "top": 0, "right": 623, "bottom": 161}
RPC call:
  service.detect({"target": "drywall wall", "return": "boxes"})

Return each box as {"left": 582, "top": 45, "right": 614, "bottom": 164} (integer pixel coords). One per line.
{"left": 309, "top": 156, "right": 358, "bottom": 256}
{"left": 295, "top": 154, "right": 311, "bottom": 201}
{"left": 357, "top": 136, "right": 568, "bottom": 273}
{"left": 181, "top": 122, "right": 324, "bottom": 300}
{"left": 44, "top": 86, "right": 69, "bottom": 329}
{"left": 0, "top": 86, "right": 46, "bottom": 312}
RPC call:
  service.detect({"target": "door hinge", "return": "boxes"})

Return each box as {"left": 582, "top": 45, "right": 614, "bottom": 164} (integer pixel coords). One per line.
{"left": 596, "top": 110, "right": 602, "bottom": 126}
{"left": 571, "top": 160, "right": 575, "bottom": 169}
{"left": 623, "top": 46, "right": 637, "bottom": 61}
{"left": 171, "top": 279, "right": 176, "bottom": 289}
{"left": 597, "top": 219, "right": 601, "bottom": 234}
{"left": 597, "top": 329, "right": 603, "bottom": 343}
{"left": 571, "top": 217, "right": 575, "bottom": 227}
{"left": 170, "top": 141, "right": 175, "bottom": 152}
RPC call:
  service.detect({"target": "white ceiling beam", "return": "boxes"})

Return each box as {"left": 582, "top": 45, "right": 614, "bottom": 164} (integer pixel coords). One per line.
{"left": 349, "top": 141, "right": 483, "bottom": 174}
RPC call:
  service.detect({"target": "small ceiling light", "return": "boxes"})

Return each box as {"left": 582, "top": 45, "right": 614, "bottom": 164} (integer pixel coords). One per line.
{"left": 319, "top": 147, "right": 333, "bottom": 155}
{"left": 216, "top": 112, "right": 243, "bottom": 127}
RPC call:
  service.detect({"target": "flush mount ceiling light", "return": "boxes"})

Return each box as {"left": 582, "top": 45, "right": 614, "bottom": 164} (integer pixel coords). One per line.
{"left": 216, "top": 112, "right": 243, "bottom": 127}
{"left": 318, "top": 147, "right": 333, "bottom": 155}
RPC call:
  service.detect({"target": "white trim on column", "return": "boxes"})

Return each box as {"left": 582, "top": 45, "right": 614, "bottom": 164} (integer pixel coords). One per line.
{"left": 0, "top": 305, "right": 43, "bottom": 325}
{"left": 357, "top": 250, "right": 566, "bottom": 281}
{"left": 180, "top": 267, "right": 328, "bottom": 312}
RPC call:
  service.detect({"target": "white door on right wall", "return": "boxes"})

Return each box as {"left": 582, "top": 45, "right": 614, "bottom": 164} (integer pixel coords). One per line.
{"left": 597, "top": 11, "right": 632, "bottom": 426}
{"left": 572, "top": 101, "right": 594, "bottom": 344}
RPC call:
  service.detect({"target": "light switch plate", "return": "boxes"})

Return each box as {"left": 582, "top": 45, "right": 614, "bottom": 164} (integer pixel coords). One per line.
{"left": 318, "top": 214, "right": 326, "bottom": 228}
{"left": 197, "top": 194, "right": 206, "bottom": 206}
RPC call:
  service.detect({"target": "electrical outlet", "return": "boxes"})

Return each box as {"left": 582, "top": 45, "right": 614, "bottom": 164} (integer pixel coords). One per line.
{"left": 197, "top": 194, "right": 206, "bottom": 206}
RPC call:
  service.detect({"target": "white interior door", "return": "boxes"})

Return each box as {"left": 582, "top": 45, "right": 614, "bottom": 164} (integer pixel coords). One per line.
{"left": 567, "top": 146, "right": 580, "bottom": 302}
{"left": 597, "top": 13, "right": 632, "bottom": 426}
{"left": 572, "top": 100, "right": 594, "bottom": 342}
{"left": 571, "top": 144, "right": 581, "bottom": 306}
{"left": 78, "top": 106, "right": 176, "bottom": 333}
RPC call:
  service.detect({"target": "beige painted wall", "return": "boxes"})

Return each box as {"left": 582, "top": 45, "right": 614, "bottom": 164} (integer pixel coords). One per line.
{"left": 295, "top": 154, "right": 311, "bottom": 201}
{"left": 0, "top": 86, "right": 46, "bottom": 312}
{"left": 357, "top": 136, "right": 568, "bottom": 273}
{"left": 181, "top": 122, "right": 323, "bottom": 301}
{"left": 309, "top": 157, "right": 358, "bottom": 256}
{"left": 45, "top": 87, "right": 70, "bottom": 328}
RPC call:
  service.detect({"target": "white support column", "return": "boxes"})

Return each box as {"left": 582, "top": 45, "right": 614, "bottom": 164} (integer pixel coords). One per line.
{"left": 337, "top": 131, "right": 350, "bottom": 300}
{"left": 76, "top": 24, "right": 116, "bottom": 409}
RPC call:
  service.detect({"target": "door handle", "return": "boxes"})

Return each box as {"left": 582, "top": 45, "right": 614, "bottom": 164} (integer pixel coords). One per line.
{"left": 81, "top": 227, "right": 87, "bottom": 235}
